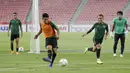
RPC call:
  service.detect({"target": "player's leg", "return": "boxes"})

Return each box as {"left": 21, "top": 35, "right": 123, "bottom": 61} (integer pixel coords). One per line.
{"left": 84, "top": 46, "right": 96, "bottom": 54}
{"left": 10, "top": 34, "right": 14, "bottom": 54}
{"left": 96, "top": 43, "right": 103, "bottom": 64}
{"left": 49, "top": 38, "right": 58, "bottom": 67}
{"left": 15, "top": 34, "right": 20, "bottom": 55}
{"left": 84, "top": 38, "right": 97, "bottom": 54}
{"left": 43, "top": 38, "right": 52, "bottom": 62}
{"left": 113, "top": 34, "right": 120, "bottom": 57}
{"left": 95, "top": 38, "right": 103, "bottom": 64}
{"left": 120, "top": 34, "right": 125, "bottom": 57}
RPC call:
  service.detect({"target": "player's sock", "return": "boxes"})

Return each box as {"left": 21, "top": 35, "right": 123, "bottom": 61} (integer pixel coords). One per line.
{"left": 16, "top": 48, "right": 19, "bottom": 52}
{"left": 96, "top": 49, "right": 101, "bottom": 59}
{"left": 48, "top": 50, "right": 52, "bottom": 59}
{"left": 51, "top": 53, "right": 57, "bottom": 66}
{"left": 11, "top": 43, "right": 13, "bottom": 51}
{"left": 88, "top": 47, "right": 93, "bottom": 51}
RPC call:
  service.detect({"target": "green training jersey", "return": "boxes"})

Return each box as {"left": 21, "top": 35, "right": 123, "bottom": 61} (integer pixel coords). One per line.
{"left": 87, "top": 22, "right": 109, "bottom": 39}
{"left": 113, "top": 17, "right": 127, "bottom": 34}
{"left": 9, "top": 19, "right": 22, "bottom": 34}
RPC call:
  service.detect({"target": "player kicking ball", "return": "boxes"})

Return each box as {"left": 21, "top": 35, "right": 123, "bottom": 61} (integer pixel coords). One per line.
{"left": 8, "top": 12, "right": 23, "bottom": 55}
{"left": 82, "top": 14, "right": 109, "bottom": 64}
{"left": 34, "top": 13, "right": 60, "bottom": 67}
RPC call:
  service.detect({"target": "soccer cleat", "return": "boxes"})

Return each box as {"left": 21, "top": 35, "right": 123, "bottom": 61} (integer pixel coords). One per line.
{"left": 113, "top": 54, "right": 116, "bottom": 57}
{"left": 84, "top": 47, "right": 88, "bottom": 54}
{"left": 48, "top": 63, "right": 53, "bottom": 68}
{"left": 10, "top": 51, "right": 14, "bottom": 54}
{"left": 97, "top": 59, "right": 103, "bottom": 64}
{"left": 43, "top": 58, "right": 51, "bottom": 63}
{"left": 120, "top": 54, "right": 123, "bottom": 57}
{"left": 16, "top": 52, "right": 19, "bottom": 55}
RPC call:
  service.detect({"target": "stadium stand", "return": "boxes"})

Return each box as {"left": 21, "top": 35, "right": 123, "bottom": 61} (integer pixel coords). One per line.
{"left": 0, "top": 0, "right": 31, "bottom": 24}
{"left": 125, "top": 10, "right": 130, "bottom": 20}
{"left": 0, "top": 0, "right": 129, "bottom": 25}
{"left": 40, "top": 0, "right": 81, "bottom": 25}
{"left": 75, "top": 0, "right": 128, "bottom": 24}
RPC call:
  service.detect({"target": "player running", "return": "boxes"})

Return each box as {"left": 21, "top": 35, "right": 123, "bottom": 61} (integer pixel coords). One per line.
{"left": 34, "top": 13, "right": 60, "bottom": 67}
{"left": 82, "top": 14, "right": 109, "bottom": 64}
{"left": 8, "top": 12, "right": 23, "bottom": 55}
{"left": 110, "top": 11, "right": 128, "bottom": 57}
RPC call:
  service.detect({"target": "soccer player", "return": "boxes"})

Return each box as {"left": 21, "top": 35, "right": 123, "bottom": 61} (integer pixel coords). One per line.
{"left": 82, "top": 14, "right": 109, "bottom": 64}
{"left": 34, "top": 13, "right": 60, "bottom": 67}
{"left": 8, "top": 12, "right": 23, "bottom": 55}
{"left": 110, "top": 11, "right": 128, "bottom": 57}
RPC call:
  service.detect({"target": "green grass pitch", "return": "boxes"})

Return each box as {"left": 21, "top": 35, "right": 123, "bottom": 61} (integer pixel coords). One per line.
{"left": 0, "top": 32, "right": 130, "bottom": 73}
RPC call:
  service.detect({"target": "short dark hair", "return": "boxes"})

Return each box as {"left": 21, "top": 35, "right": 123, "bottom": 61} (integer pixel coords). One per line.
{"left": 98, "top": 14, "right": 104, "bottom": 17}
{"left": 117, "top": 11, "right": 123, "bottom": 15}
{"left": 42, "top": 13, "right": 49, "bottom": 18}
{"left": 13, "top": 12, "right": 17, "bottom": 14}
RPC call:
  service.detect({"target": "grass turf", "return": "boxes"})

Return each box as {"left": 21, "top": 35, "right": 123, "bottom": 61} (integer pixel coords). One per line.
{"left": 0, "top": 32, "right": 130, "bottom": 73}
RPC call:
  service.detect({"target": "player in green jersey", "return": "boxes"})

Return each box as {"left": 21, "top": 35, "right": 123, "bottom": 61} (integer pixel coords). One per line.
{"left": 8, "top": 12, "right": 23, "bottom": 55}
{"left": 111, "top": 11, "right": 128, "bottom": 57}
{"left": 82, "top": 14, "right": 109, "bottom": 64}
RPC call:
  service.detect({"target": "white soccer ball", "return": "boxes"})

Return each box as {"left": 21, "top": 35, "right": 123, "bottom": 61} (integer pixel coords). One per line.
{"left": 59, "top": 58, "right": 68, "bottom": 66}
{"left": 19, "top": 47, "right": 24, "bottom": 52}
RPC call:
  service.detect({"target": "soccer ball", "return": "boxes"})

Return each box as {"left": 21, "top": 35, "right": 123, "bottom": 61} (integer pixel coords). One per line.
{"left": 19, "top": 47, "right": 24, "bottom": 52}
{"left": 59, "top": 58, "right": 68, "bottom": 66}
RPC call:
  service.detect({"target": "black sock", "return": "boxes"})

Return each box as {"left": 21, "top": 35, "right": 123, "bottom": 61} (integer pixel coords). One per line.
{"left": 16, "top": 48, "right": 18, "bottom": 52}
{"left": 51, "top": 53, "right": 57, "bottom": 64}
{"left": 96, "top": 49, "right": 101, "bottom": 59}
{"left": 11, "top": 43, "right": 13, "bottom": 51}
{"left": 48, "top": 50, "right": 52, "bottom": 59}
{"left": 88, "top": 47, "right": 93, "bottom": 51}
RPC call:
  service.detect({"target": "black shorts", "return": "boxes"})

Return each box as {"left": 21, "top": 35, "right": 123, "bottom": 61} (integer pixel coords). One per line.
{"left": 11, "top": 34, "right": 19, "bottom": 41}
{"left": 93, "top": 37, "right": 103, "bottom": 46}
{"left": 45, "top": 37, "right": 58, "bottom": 49}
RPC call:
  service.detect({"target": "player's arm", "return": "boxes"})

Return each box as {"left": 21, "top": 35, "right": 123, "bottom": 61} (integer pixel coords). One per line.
{"left": 110, "top": 19, "right": 115, "bottom": 39}
{"left": 50, "top": 22, "right": 60, "bottom": 39}
{"left": 104, "top": 24, "right": 109, "bottom": 40}
{"left": 8, "top": 21, "right": 11, "bottom": 37}
{"left": 82, "top": 24, "right": 95, "bottom": 37}
{"left": 34, "top": 23, "right": 42, "bottom": 39}
{"left": 125, "top": 19, "right": 128, "bottom": 35}
{"left": 19, "top": 20, "right": 23, "bottom": 37}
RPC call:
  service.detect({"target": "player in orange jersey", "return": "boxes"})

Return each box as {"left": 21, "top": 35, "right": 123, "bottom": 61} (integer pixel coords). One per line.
{"left": 34, "top": 13, "right": 60, "bottom": 67}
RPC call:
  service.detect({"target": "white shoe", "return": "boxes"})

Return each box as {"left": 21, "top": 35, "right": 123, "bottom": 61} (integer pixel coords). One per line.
{"left": 113, "top": 54, "right": 116, "bottom": 57}
{"left": 84, "top": 47, "right": 88, "bottom": 54}
{"left": 97, "top": 59, "right": 103, "bottom": 64}
{"left": 120, "top": 54, "right": 123, "bottom": 57}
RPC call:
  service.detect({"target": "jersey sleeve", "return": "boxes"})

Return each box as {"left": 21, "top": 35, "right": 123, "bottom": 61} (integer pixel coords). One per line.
{"left": 105, "top": 24, "right": 109, "bottom": 33}
{"left": 113, "top": 18, "right": 116, "bottom": 25}
{"left": 87, "top": 23, "right": 96, "bottom": 34}
{"left": 19, "top": 20, "right": 22, "bottom": 26}
{"left": 50, "top": 21, "right": 58, "bottom": 29}
{"left": 125, "top": 18, "right": 128, "bottom": 25}
{"left": 9, "top": 20, "right": 12, "bottom": 26}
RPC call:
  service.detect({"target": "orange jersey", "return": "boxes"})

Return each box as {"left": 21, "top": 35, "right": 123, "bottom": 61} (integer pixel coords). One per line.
{"left": 41, "top": 20, "right": 56, "bottom": 38}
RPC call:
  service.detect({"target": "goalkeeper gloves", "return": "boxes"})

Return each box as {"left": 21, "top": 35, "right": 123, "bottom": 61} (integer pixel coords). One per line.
{"left": 110, "top": 32, "right": 114, "bottom": 39}
{"left": 125, "top": 30, "right": 128, "bottom": 36}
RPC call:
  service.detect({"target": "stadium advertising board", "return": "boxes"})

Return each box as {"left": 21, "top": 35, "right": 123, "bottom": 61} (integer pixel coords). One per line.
{"left": 70, "top": 25, "right": 92, "bottom": 32}
{"left": 0, "top": 25, "right": 8, "bottom": 32}
{"left": 27, "top": 24, "right": 68, "bottom": 32}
